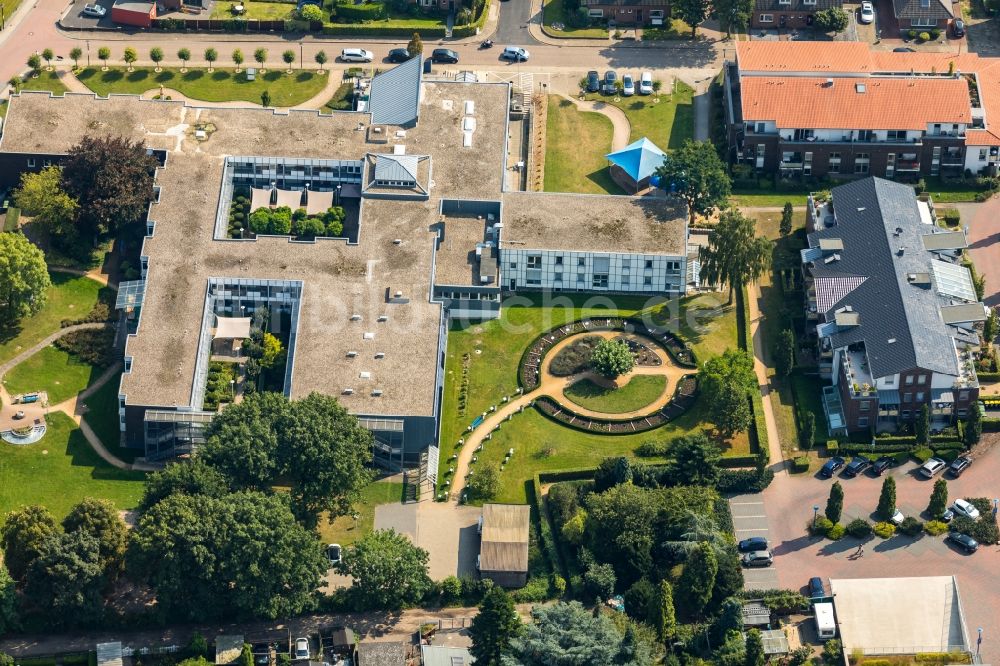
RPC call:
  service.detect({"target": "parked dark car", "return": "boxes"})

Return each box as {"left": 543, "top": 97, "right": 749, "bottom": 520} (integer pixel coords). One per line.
{"left": 586, "top": 70, "right": 600, "bottom": 93}
{"left": 843, "top": 457, "right": 871, "bottom": 478}
{"left": 738, "top": 536, "right": 768, "bottom": 553}
{"left": 948, "top": 455, "right": 972, "bottom": 477}
{"left": 952, "top": 18, "right": 966, "bottom": 37}
{"left": 808, "top": 577, "right": 825, "bottom": 599}
{"left": 871, "top": 456, "right": 894, "bottom": 476}
{"left": 602, "top": 70, "right": 618, "bottom": 95}
{"left": 819, "top": 456, "right": 846, "bottom": 478}
{"left": 431, "top": 48, "right": 459, "bottom": 64}
{"left": 387, "top": 48, "right": 412, "bottom": 63}
{"left": 947, "top": 532, "right": 979, "bottom": 553}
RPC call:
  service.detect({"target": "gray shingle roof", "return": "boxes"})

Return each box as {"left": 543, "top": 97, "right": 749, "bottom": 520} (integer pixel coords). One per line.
{"left": 369, "top": 56, "right": 422, "bottom": 127}
{"left": 755, "top": 0, "right": 842, "bottom": 13}
{"left": 892, "top": 0, "right": 952, "bottom": 21}
{"left": 374, "top": 154, "right": 419, "bottom": 182}
{"left": 806, "top": 177, "right": 976, "bottom": 379}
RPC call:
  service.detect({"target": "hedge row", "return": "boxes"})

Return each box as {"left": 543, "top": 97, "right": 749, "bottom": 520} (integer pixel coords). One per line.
{"left": 830, "top": 441, "right": 968, "bottom": 457}
{"left": 452, "top": 0, "right": 490, "bottom": 38}
{"left": 719, "top": 455, "right": 760, "bottom": 468}
{"left": 528, "top": 475, "right": 569, "bottom": 593}
{"left": 737, "top": 286, "right": 770, "bottom": 464}
{"left": 978, "top": 371, "right": 1000, "bottom": 382}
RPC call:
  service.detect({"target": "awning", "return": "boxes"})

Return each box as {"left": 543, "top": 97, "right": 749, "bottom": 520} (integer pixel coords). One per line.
{"left": 251, "top": 187, "right": 271, "bottom": 212}
{"left": 305, "top": 189, "right": 334, "bottom": 216}
{"left": 275, "top": 188, "right": 302, "bottom": 210}
{"left": 214, "top": 316, "right": 251, "bottom": 340}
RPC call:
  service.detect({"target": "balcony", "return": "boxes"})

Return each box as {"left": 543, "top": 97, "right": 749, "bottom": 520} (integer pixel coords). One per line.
{"left": 843, "top": 349, "right": 875, "bottom": 397}
{"left": 895, "top": 160, "right": 921, "bottom": 171}
{"left": 778, "top": 134, "right": 923, "bottom": 146}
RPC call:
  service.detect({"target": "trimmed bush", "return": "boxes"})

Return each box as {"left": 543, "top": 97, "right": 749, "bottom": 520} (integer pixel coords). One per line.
{"left": 912, "top": 447, "right": 934, "bottom": 463}
{"left": 826, "top": 523, "right": 845, "bottom": 540}
{"left": 809, "top": 515, "right": 833, "bottom": 536}
{"left": 873, "top": 521, "right": 896, "bottom": 538}
{"left": 825, "top": 440, "right": 839, "bottom": 456}
{"left": 924, "top": 520, "right": 948, "bottom": 536}
{"left": 717, "top": 468, "right": 774, "bottom": 493}
{"left": 899, "top": 516, "right": 923, "bottom": 537}
{"left": 332, "top": 1, "right": 387, "bottom": 21}
{"left": 791, "top": 456, "right": 810, "bottom": 473}
{"left": 918, "top": 31, "right": 931, "bottom": 41}
{"left": 845, "top": 518, "right": 872, "bottom": 538}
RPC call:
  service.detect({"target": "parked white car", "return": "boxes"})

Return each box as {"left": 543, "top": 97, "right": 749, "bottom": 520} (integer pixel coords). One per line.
{"left": 889, "top": 508, "right": 904, "bottom": 526}
{"left": 500, "top": 46, "right": 530, "bottom": 62}
{"left": 859, "top": 1, "right": 875, "bottom": 23}
{"left": 639, "top": 71, "right": 653, "bottom": 95}
{"left": 622, "top": 73, "right": 635, "bottom": 96}
{"left": 293, "top": 638, "right": 309, "bottom": 661}
{"left": 82, "top": 3, "right": 107, "bottom": 16}
{"left": 952, "top": 498, "right": 981, "bottom": 520}
{"left": 340, "top": 48, "right": 374, "bottom": 63}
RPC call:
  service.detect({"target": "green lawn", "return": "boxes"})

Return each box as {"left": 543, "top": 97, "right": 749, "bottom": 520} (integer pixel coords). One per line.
{"left": 0, "top": 413, "right": 146, "bottom": 520}
{"left": 544, "top": 96, "right": 622, "bottom": 194}
{"left": 585, "top": 79, "right": 694, "bottom": 150}
{"left": 318, "top": 481, "right": 404, "bottom": 546}
{"left": 19, "top": 70, "right": 70, "bottom": 95}
{"left": 0, "top": 272, "right": 103, "bottom": 366}
{"left": 3, "top": 345, "right": 105, "bottom": 405}
{"left": 731, "top": 190, "right": 811, "bottom": 208}
{"left": 542, "top": 0, "right": 608, "bottom": 38}
{"left": 0, "top": 100, "right": 7, "bottom": 119}
{"left": 564, "top": 375, "right": 667, "bottom": 414}
{"left": 75, "top": 67, "right": 328, "bottom": 107}
{"left": 324, "top": 82, "right": 355, "bottom": 111}
{"left": 438, "top": 292, "right": 742, "bottom": 497}
{"left": 82, "top": 378, "right": 138, "bottom": 464}
{"left": 923, "top": 177, "right": 984, "bottom": 203}
{"left": 210, "top": 0, "right": 294, "bottom": 18}
{"left": 642, "top": 18, "right": 696, "bottom": 40}
{"left": 0, "top": 0, "right": 22, "bottom": 28}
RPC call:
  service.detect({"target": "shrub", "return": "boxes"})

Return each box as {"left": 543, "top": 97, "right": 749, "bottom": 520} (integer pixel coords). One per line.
{"left": 511, "top": 576, "right": 551, "bottom": 603}
{"left": 332, "top": 1, "right": 387, "bottom": 21}
{"left": 636, "top": 440, "right": 669, "bottom": 457}
{"left": 845, "top": 518, "right": 872, "bottom": 538}
{"left": 809, "top": 515, "right": 833, "bottom": 536}
{"left": 825, "top": 440, "right": 839, "bottom": 455}
{"left": 54, "top": 327, "right": 117, "bottom": 367}
{"left": 298, "top": 3, "right": 324, "bottom": 20}
{"left": 899, "top": 516, "right": 923, "bottom": 537}
{"left": 716, "top": 468, "right": 774, "bottom": 493}
{"left": 951, "top": 498, "right": 1000, "bottom": 545}
{"left": 924, "top": 520, "right": 948, "bottom": 536}
{"left": 826, "top": 523, "right": 845, "bottom": 540}
{"left": 791, "top": 456, "right": 810, "bottom": 473}
{"left": 907, "top": 29, "right": 917, "bottom": 39}
{"left": 873, "top": 521, "right": 896, "bottom": 538}
{"left": 823, "top": 639, "right": 843, "bottom": 665}
{"left": 929, "top": 28, "right": 941, "bottom": 39}
{"left": 912, "top": 447, "right": 934, "bottom": 463}
{"left": 918, "top": 31, "right": 931, "bottom": 41}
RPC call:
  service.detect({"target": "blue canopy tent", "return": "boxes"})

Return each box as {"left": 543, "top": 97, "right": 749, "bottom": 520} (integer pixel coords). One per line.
{"left": 605, "top": 137, "right": 666, "bottom": 194}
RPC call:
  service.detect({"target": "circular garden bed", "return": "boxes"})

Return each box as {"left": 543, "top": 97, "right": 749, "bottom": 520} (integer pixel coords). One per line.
{"left": 564, "top": 375, "right": 667, "bottom": 414}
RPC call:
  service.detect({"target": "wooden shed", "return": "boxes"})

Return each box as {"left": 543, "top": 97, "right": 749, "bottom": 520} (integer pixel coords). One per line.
{"left": 479, "top": 503, "right": 530, "bottom": 588}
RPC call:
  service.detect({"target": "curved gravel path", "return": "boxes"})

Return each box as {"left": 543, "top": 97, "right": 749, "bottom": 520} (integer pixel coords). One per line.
{"left": 558, "top": 93, "right": 631, "bottom": 152}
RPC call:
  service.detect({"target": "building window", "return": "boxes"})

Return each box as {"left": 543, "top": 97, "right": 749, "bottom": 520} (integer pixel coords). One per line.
{"left": 554, "top": 272, "right": 563, "bottom": 282}
{"left": 860, "top": 400, "right": 870, "bottom": 411}
{"left": 980, "top": 148, "right": 988, "bottom": 160}
{"left": 917, "top": 375, "right": 926, "bottom": 385}
{"left": 643, "top": 276, "right": 652, "bottom": 285}
{"left": 759, "top": 13, "right": 773, "bottom": 21}
{"left": 622, "top": 277, "right": 630, "bottom": 285}
{"left": 645, "top": 259, "right": 653, "bottom": 269}
{"left": 957, "top": 408, "right": 968, "bottom": 417}
{"left": 905, "top": 376, "right": 914, "bottom": 385}
{"left": 855, "top": 153, "right": 870, "bottom": 174}
{"left": 959, "top": 390, "right": 969, "bottom": 401}
{"left": 622, "top": 259, "right": 630, "bottom": 269}
{"left": 887, "top": 130, "right": 907, "bottom": 141}
{"left": 588, "top": 8, "right": 603, "bottom": 16}
{"left": 527, "top": 255, "right": 541, "bottom": 269}
{"left": 916, "top": 392, "right": 924, "bottom": 401}
{"left": 578, "top": 258, "right": 586, "bottom": 267}
{"left": 903, "top": 392, "right": 912, "bottom": 402}
{"left": 26, "top": 158, "right": 35, "bottom": 168}
{"left": 509, "top": 262, "right": 517, "bottom": 269}
{"left": 577, "top": 273, "right": 585, "bottom": 283}
{"left": 803, "top": 0, "right": 816, "bottom": 4}
{"left": 858, "top": 417, "right": 869, "bottom": 428}
{"left": 901, "top": 410, "right": 911, "bottom": 419}
{"left": 593, "top": 274, "right": 608, "bottom": 288}
{"left": 554, "top": 256, "right": 563, "bottom": 266}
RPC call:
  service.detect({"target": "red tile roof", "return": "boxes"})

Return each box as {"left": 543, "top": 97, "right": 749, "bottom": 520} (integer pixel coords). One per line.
{"left": 741, "top": 76, "right": 971, "bottom": 130}
{"left": 736, "top": 42, "right": 874, "bottom": 74}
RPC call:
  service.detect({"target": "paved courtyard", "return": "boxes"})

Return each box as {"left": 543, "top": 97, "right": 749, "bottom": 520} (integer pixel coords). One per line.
{"left": 375, "top": 501, "right": 482, "bottom": 581}
{"left": 762, "top": 439, "right": 1000, "bottom": 663}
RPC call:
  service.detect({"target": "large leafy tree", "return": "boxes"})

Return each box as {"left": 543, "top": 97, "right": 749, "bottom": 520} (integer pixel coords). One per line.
{"left": 676, "top": 541, "right": 717, "bottom": 618}
{"left": 698, "top": 208, "right": 773, "bottom": 304}
{"left": 0, "top": 566, "right": 19, "bottom": 634}
{"left": 773, "top": 329, "right": 795, "bottom": 378}
{"left": 825, "top": 481, "right": 844, "bottom": 524}
{"left": 469, "top": 586, "right": 521, "bottom": 666}
{"left": 340, "top": 529, "right": 432, "bottom": 610}
{"left": 0, "top": 505, "right": 59, "bottom": 582}
{"left": 504, "top": 602, "right": 626, "bottom": 666}
{"left": 276, "top": 392, "right": 374, "bottom": 525}
{"left": 127, "top": 491, "right": 326, "bottom": 621}
{"left": 13, "top": 166, "right": 79, "bottom": 240}
{"left": 200, "top": 391, "right": 286, "bottom": 490}
{"left": 0, "top": 233, "right": 51, "bottom": 323}
{"left": 139, "top": 458, "right": 231, "bottom": 511}
{"left": 714, "top": 0, "right": 753, "bottom": 35}
{"left": 60, "top": 135, "right": 157, "bottom": 240}
{"left": 655, "top": 140, "right": 730, "bottom": 223}
{"left": 62, "top": 498, "right": 128, "bottom": 579}
{"left": 700, "top": 350, "right": 758, "bottom": 437}
{"left": 673, "top": 0, "right": 709, "bottom": 36}
{"left": 666, "top": 434, "right": 721, "bottom": 486}
{"left": 590, "top": 338, "right": 635, "bottom": 378}
{"left": 23, "top": 531, "right": 106, "bottom": 628}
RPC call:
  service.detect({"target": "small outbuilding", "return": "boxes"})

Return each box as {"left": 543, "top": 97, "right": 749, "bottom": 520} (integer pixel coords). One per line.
{"left": 421, "top": 645, "right": 474, "bottom": 666}
{"left": 356, "top": 641, "right": 406, "bottom": 666}
{"left": 478, "top": 503, "right": 530, "bottom": 588}
{"left": 111, "top": 0, "right": 156, "bottom": 27}
{"left": 605, "top": 137, "right": 667, "bottom": 194}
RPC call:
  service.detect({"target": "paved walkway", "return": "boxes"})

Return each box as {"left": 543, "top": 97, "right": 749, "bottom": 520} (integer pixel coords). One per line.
{"left": 558, "top": 93, "right": 631, "bottom": 151}
{"left": 449, "top": 329, "right": 689, "bottom": 500}
{"left": 746, "top": 283, "right": 787, "bottom": 472}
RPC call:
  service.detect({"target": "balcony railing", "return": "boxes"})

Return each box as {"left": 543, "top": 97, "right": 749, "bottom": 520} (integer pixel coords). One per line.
{"left": 895, "top": 160, "right": 921, "bottom": 171}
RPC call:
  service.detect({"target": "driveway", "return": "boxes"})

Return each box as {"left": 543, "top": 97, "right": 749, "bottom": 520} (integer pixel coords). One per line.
{"left": 762, "top": 437, "right": 1000, "bottom": 664}
{"left": 60, "top": 0, "right": 116, "bottom": 30}
{"left": 963, "top": 197, "right": 1000, "bottom": 307}
{"left": 729, "top": 493, "right": 780, "bottom": 590}
{"left": 375, "top": 502, "right": 482, "bottom": 581}
{"left": 493, "top": 0, "right": 539, "bottom": 45}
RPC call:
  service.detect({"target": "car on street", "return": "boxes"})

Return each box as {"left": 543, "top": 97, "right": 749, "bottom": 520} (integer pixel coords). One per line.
{"left": 952, "top": 498, "right": 981, "bottom": 520}
{"left": 952, "top": 18, "right": 966, "bottom": 37}
{"left": 603, "top": 70, "right": 618, "bottom": 95}
{"left": 326, "top": 543, "right": 342, "bottom": 565}
{"left": 843, "top": 457, "right": 871, "bottom": 478}
{"left": 639, "top": 71, "right": 653, "bottom": 95}
{"left": 871, "top": 456, "right": 894, "bottom": 476}
{"left": 340, "top": 49, "right": 373, "bottom": 63}
{"left": 586, "top": 70, "right": 600, "bottom": 93}
{"left": 82, "top": 3, "right": 106, "bottom": 16}
{"left": 889, "top": 508, "right": 904, "bottom": 526}
{"left": 431, "top": 48, "right": 459, "bottom": 63}
{"left": 859, "top": 1, "right": 875, "bottom": 23}
{"left": 293, "top": 638, "right": 309, "bottom": 661}
{"left": 919, "top": 457, "right": 947, "bottom": 478}
{"left": 947, "top": 532, "right": 979, "bottom": 553}
{"left": 741, "top": 550, "right": 773, "bottom": 568}
{"left": 808, "top": 577, "right": 825, "bottom": 599}
{"left": 500, "top": 46, "right": 530, "bottom": 62}
{"left": 819, "top": 456, "right": 846, "bottom": 478}
{"left": 622, "top": 73, "right": 635, "bottom": 96}
{"left": 387, "top": 48, "right": 413, "bottom": 63}
{"left": 948, "top": 455, "right": 972, "bottom": 477}
{"left": 738, "top": 536, "right": 768, "bottom": 552}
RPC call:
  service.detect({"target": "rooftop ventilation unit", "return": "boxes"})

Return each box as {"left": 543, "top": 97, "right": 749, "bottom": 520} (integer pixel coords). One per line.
{"left": 375, "top": 352, "right": 385, "bottom": 359}
{"left": 377, "top": 315, "right": 388, "bottom": 322}
{"left": 823, "top": 253, "right": 841, "bottom": 264}
{"left": 350, "top": 314, "right": 362, "bottom": 321}
{"left": 888, "top": 338, "right": 897, "bottom": 344}
{"left": 346, "top": 351, "right": 358, "bottom": 358}
{"left": 360, "top": 371, "right": 372, "bottom": 379}
{"left": 371, "top": 389, "right": 383, "bottom": 397}
{"left": 855, "top": 83, "right": 866, "bottom": 93}
{"left": 364, "top": 332, "right": 375, "bottom": 340}
{"left": 825, "top": 78, "right": 834, "bottom": 87}
{"left": 394, "top": 290, "right": 404, "bottom": 299}
{"left": 342, "top": 388, "right": 354, "bottom": 395}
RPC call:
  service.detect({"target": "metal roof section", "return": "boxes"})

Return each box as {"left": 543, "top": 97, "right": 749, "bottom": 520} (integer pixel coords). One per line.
{"left": 96, "top": 643, "right": 123, "bottom": 666}
{"left": 931, "top": 260, "right": 977, "bottom": 302}
{"left": 369, "top": 56, "right": 423, "bottom": 127}
{"left": 922, "top": 230, "right": 969, "bottom": 251}
{"left": 374, "top": 153, "right": 420, "bottom": 183}
{"left": 814, "top": 276, "right": 867, "bottom": 313}
{"left": 363, "top": 152, "right": 431, "bottom": 198}
{"left": 940, "top": 302, "right": 989, "bottom": 324}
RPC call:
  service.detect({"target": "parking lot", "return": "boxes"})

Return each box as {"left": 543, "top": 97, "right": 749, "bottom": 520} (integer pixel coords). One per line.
{"left": 729, "top": 493, "right": 779, "bottom": 590}
{"left": 60, "top": 0, "right": 117, "bottom": 31}
{"left": 762, "top": 438, "right": 1000, "bottom": 664}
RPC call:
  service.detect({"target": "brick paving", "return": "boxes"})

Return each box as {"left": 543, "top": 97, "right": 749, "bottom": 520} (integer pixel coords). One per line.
{"left": 964, "top": 196, "right": 1000, "bottom": 307}
{"left": 761, "top": 439, "right": 1000, "bottom": 662}
{"left": 729, "top": 494, "right": 780, "bottom": 590}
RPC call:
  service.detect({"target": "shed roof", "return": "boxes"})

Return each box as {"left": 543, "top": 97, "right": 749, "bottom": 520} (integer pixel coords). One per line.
{"left": 420, "top": 646, "right": 474, "bottom": 666}
{"left": 605, "top": 137, "right": 666, "bottom": 183}
{"left": 369, "top": 56, "right": 422, "bottom": 126}
{"left": 480, "top": 504, "right": 529, "bottom": 573}
{"left": 215, "top": 635, "right": 244, "bottom": 665}
{"left": 357, "top": 641, "right": 406, "bottom": 666}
